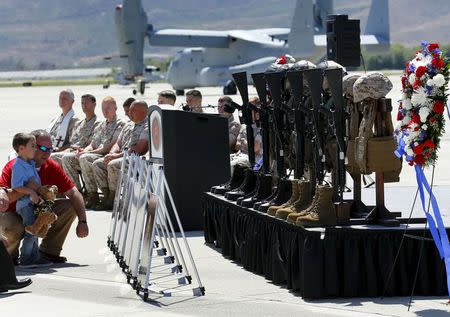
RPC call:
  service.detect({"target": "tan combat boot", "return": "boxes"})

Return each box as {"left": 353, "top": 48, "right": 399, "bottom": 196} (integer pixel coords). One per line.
{"left": 267, "top": 180, "right": 300, "bottom": 216}
{"left": 279, "top": 180, "right": 313, "bottom": 221}
{"left": 85, "top": 192, "right": 99, "bottom": 209}
{"left": 295, "top": 185, "right": 336, "bottom": 227}
{"left": 287, "top": 184, "right": 322, "bottom": 224}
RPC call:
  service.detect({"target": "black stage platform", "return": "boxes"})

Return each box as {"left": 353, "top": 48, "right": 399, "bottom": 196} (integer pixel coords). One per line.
{"left": 203, "top": 192, "right": 448, "bottom": 299}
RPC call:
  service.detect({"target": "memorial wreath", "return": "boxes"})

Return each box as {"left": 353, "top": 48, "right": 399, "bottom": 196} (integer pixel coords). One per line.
{"left": 395, "top": 42, "right": 449, "bottom": 166}
{"left": 395, "top": 42, "right": 450, "bottom": 299}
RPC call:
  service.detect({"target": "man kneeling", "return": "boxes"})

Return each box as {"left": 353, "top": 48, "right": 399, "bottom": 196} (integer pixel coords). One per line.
{"left": 0, "top": 130, "right": 89, "bottom": 266}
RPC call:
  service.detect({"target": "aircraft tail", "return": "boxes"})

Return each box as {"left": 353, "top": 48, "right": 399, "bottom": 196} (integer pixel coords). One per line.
{"left": 364, "top": 0, "right": 390, "bottom": 44}
{"left": 313, "top": 0, "right": 334, "bottom": 33}
{"left": 114, "top": 0, "right": 148, "bottom": 78}
{"left": 288, "top": 0, "right": 315, "bottom": 57}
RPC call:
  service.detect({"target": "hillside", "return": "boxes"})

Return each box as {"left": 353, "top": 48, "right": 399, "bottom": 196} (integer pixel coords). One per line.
{"left": 1, "top": 0, "right": 450, "bottom": 70}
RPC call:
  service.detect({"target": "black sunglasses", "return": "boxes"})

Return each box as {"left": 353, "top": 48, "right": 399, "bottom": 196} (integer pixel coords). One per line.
{"left": 37, "top": 144, "right": 54, "bottom": 153}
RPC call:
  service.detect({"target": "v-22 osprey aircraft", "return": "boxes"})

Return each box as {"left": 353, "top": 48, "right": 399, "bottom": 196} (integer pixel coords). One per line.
{"left": 115, "top": 0, "right": 390, "bottom": 95}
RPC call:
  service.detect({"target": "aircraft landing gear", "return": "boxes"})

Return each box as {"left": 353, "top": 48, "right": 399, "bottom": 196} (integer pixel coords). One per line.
{"left": 223, "top": 80, "right": 237, "bottom": 95}
{"left": 133, "top": 79, "right": 147, "bottom": 95}
{"left": 176, "top": 89, "right": 185, "bottom": 96}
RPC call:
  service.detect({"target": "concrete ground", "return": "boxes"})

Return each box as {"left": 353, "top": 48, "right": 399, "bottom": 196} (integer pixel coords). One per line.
{"left": 0, "top": 78, "right": 450, "bottom": 316}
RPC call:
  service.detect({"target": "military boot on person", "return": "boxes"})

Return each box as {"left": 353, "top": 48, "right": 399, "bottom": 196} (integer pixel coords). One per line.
{"left": 267, "top": 180, "right": 300, "bottom": 216}
{"left": 85, "top": 192, "right": 99, "bottom": 209}
{"left": 281, "top": 180, "right": 313, "bottom": 222}
{"left": 295, "top": 185, "right": 336, "bottom": 227}
{"left": 95, "top": 188, "right": 115, "bottom": 211}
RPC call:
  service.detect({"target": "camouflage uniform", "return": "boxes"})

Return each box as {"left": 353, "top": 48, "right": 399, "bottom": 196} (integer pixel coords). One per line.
{"left": 69, "top": 115, "right": 100, "bottom": 149}
{"left": 90, "top": 117, "right": 125, "bottom": 151}
{"left": 68, "top": 117, "right": 125, "bottom": 192}
{"left": 228, "top": 116, "right": 241, "bottom": 152}
{"left": 52, "top": 115, "right": 99, "bottom": 166}
{"left": 78, "top": 153, "right": 103, "bottom": 193}
{"left": 92, "top": 119, "right": 148, "bottom": 192}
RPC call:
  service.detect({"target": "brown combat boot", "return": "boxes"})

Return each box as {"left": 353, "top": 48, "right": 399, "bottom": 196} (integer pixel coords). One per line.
{"left": 267, "top": 180, "right": 300, "bottom": 216}
{"left": 95, "top": 188, "right": 114, "bottom": 211}
{"left": 295, "top": 185, "right": 336, "bottom": 227}
{"left": 287, "top": 184, "right": 322, "bottom": 224}
{"left": 279, "top": 180, "right": 313, "bottom": 222}
{"left": 85, "top": 192, "right": 99, "bottom": 209}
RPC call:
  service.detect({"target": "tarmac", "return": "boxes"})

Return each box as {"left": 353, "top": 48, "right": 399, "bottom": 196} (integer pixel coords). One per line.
{"left": 0, "top": 78, "right": 450, "bottom": 316}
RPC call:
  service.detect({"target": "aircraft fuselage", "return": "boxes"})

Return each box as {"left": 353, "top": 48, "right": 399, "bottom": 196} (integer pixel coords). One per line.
{"left": 166, "top": 32, "right": 289, "bottom": 90}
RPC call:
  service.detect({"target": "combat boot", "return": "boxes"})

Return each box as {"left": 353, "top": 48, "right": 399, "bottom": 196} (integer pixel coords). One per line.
{"left": 240, "top": 174, "right": 273, "bottom": 208}
{"left": 267, "top": 180, "right": 300, "bottom": 216}
{"left": 211, "top": 164, "right": 247, "bottom": 195}
{"left": 95, "top": 188, "right": 114, "bottom": 211}
{"left": 259, "top": 178, "right": 292, "bottom": 212}
{"left": 282, "top": 180, "right": 313, "bottom": 222}
{"left": 85, "top": 192, "right": 99, "bottom": 209}
{"left": 253, "top": 180, "right": 278, "bottom": 210}
{"left": 237, "top": 175, "right": 259, "bottom": 205}
{"left": 224, "top": 169, "right": 257, "bottom": 201}
{"left": 295, "top": 185, "right": 336, "bottom": 227}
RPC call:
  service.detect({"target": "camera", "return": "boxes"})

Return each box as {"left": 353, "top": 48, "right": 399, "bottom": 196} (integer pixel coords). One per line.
{"left": 181, "top": 103, "right": 191, "bottom": 111}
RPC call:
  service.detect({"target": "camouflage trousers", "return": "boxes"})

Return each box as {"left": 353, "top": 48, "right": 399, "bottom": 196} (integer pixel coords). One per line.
{"left": 92, "top": 157, "right": 124, "bottom": 192}
{"left": 79, "top": 153, "right": 103, "bottom": 194}
{"left": 50, "top": 152, "right": 66, "bottom": 166}
{"left": 61, "top": 152, "right": 82, "bottom": 191}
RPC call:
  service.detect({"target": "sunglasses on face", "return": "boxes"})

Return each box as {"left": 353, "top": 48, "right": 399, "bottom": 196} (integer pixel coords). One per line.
{"left": 37, "top": 144, "right": 54, "bottom": 153}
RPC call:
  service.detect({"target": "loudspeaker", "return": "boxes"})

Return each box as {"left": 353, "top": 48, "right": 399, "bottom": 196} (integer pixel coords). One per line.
{"left": 326, "top": 15, "right": 361, "bottom": 67}
{"left": 148, "top": 105, "right": 230, "bottom": 230}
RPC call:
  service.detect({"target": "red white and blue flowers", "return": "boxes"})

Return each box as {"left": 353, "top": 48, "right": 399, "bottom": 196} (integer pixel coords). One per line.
{"left": 395, "top": 42, "right": 449, "bottom": 166}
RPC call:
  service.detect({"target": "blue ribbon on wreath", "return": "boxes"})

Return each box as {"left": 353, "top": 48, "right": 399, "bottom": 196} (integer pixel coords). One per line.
{"left": 394, "top": 132, "right": 414, "bottom": 162}
{"left": 415, "top": 165, "right": 450, "bottom": 296}
{"left": 394, "top": 135, "right": 406, "bottom": 159}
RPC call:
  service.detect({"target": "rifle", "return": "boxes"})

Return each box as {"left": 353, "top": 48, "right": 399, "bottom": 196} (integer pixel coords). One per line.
{"left": 264, "top": 71, "right": 287, "bottom": 178}
{"left": 323, "top": 68, "right": 347, "bottom": 203}
{"left": 232, "top": 72, "right": 255, "bottom": 167}
{"left": 286, "top": 70, "right": 306, "bottom": 179}
{"left": 303, "top": 69, "right": 326, "bottom": 185}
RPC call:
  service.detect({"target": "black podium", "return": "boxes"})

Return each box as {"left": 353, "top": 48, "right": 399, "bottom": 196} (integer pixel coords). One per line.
{"left": 148, "top": 105, "right": 230, "bottom": 230}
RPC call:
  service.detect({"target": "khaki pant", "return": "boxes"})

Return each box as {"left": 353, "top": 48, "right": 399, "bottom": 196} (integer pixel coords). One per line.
{"left": 0, "top": 199, "right": 77, "bottom": 258}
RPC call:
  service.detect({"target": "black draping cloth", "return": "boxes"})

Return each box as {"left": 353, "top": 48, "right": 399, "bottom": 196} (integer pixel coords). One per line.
{"left": 203, "top": 192, "right": 449, "bottom": 298}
